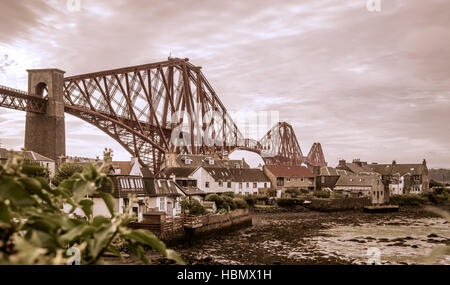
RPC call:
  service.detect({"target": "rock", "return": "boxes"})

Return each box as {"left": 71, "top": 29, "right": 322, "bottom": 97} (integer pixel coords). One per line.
{"left": 427, "top": 233, "right": 439, "bottom": 238}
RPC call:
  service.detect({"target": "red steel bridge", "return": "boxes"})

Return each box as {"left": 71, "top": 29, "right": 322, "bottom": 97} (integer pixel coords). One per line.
{"left": 0, "top": 58, "right": 326, "bottom": 173}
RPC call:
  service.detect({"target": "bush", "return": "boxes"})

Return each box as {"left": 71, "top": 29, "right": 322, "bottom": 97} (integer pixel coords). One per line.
{"left": 300, "top": 189, "right": 309, "bottom": 194}
{"left": 222, "top": 192, "right": 235, "bottom": 198}
{"left": 52, "top": 163, "right": 85, "bottom": 186}
{"left": 268, "top": 189, "right": 277, "bottom": 197}
{"left": 285, "top": 188, "right": 301, "bottom": 197}
{"left": 205, "top": 194, "right": 229, "bottom": 211}
{"left": 180, "top": 198, "right": 206, "bottom": 216}
{"left": 390, "top": 194, "right": 428, "bottom": 206}
{"left": 0, "top": 152, "right": 183, "bottom": 265}
{"left": 276, "top": 198, "right": 305, "bottom": 207}
{"left": 222, "top": 195, "right": 236, "bottom": 211}
{"left": 314, "top": 190, "right": 331, "bottom": 198}
{"left": 243, "top": 195, "right": 257, "bottom": 207}
{"left": 21, "top": 164, "right": 50, "bottom": 179}
{"left": 233, "top": 198, "right": 248, "bottom": 209}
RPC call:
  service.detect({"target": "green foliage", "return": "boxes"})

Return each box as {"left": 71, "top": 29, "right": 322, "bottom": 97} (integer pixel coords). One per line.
{"left": 222, "top": 195, "right": 236, "bottom": 211}
{"left": 300, "top": 189, "right": 309, "bottom": 194}
{"left": 267, "top": 189, "right": 277, "bottom": 197}
{"left": 0, "top": 154, "right": 184, "bottom": 265}
{"left": 205, "top": 193, "right": 240, "bottom": 212}
{"left": 222, "top": 192, "right": 235, "bottom": 198}
{"left": 389, "top": 194, "right": 428, "bottom": 206}
{"left": 243, "top": 195, "right": 257, "bottom": 207}
{"left": 314, "top": 190, "right": 331, "bottom": 199}
{"left": 21, "top": 164, "right": 50, "bottom": 179}
{"left": 232, "top": 198, "right": 248, "bottom": 209}
{"left": 429, "top": 179, "right": 444, "bottom": 188}
{"left": 180, "top": 198, "right": 206, "bottom": 216}
{"left": 52, "top": 163, "right": 85, "bottom": 186}
{"left": 276, "top": 198, "right": 305, "bottom": 207}
{"left": 285, "top": 188, "right": 301, "bottom": 197}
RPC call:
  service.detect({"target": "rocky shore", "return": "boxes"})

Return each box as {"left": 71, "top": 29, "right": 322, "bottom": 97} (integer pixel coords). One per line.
{"left": 105, "top": 204, "right": 450, "bottom": 265}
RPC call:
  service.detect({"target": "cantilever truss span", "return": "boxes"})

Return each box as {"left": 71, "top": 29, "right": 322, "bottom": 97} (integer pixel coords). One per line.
{"left": 0, "top": 58, "right": 327, "bottom": 173}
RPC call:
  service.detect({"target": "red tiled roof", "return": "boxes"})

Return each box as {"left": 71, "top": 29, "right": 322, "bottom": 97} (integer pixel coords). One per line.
{"left": 111, "top": 161, "right": 132, "bottom": 175}
{"left": 264, "top": 165, "right": 314, "bottom": 178}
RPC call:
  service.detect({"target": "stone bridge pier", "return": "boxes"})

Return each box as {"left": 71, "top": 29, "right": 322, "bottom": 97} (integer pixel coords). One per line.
{"left": 24, "top": 69, "right": 66, "bottom": 161}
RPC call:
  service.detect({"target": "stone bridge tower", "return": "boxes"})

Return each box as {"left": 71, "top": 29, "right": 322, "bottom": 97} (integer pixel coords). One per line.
{"left": 25, "top": 69, "right": 66, "bottom": 161}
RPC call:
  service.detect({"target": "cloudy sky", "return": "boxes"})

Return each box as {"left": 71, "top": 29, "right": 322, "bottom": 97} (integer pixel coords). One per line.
{"left": 0, "top": 0, "right": 449, "bottom": 168}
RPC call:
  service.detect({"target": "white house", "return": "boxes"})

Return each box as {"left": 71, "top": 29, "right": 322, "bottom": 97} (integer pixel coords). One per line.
{"left": 191, "top": 166, "right": 271, "bottom": 195}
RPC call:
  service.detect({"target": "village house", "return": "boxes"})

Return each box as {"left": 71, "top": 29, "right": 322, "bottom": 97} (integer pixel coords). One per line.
{"left": 158, "top": 167, "right": 205, "bottom": 201}
{"left": 0, "top": 148, "right": 56, "bottom": 177}
{"left": 369, "top": 160, "right": 429, "bottom": 195}
{"left": 334, "top": 173, "right": 385, "bottom": 204}
{"left": 263, "top": 165, "right": 315, "bottom": 195}
{"left": 314, "top": 166, "right": 350, "bottom": 191}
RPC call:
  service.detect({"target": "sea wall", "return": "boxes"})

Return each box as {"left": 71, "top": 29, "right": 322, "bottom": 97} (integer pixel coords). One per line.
{"left": 304, "top": 197, "right": 371, "bottom": 212}
{"left": 129, "top": 209, "right": 252, "bottom": 245}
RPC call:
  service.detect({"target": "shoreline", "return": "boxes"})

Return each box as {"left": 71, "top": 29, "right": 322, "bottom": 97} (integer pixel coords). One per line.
{"left": 104, "top": 203, "right": 450, "bottom": 265}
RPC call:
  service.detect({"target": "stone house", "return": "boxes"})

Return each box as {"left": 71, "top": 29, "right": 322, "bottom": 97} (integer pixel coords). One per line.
{"left": 263, "top": 165, "right": 315, "bottom": 193}
{"left": 315, "top": 166, "right": 350, "bottom": 191}
{"left": 334, "top": 173, "right": 385, "bottom": 204}
{"left": 369, "top": 160, "right": 429, "bottom": 195}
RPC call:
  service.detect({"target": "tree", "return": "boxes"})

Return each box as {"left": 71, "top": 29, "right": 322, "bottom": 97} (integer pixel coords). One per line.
{"left": 52, "top": 163, "right": 85, "bottom": 186}
{"left": 0, "top": 153, "right": 183, "bottom": 265}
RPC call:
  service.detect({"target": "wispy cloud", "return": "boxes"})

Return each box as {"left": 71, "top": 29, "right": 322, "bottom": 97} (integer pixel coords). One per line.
{"left": 0, "top": 0, "right": 449, "bottom": 167}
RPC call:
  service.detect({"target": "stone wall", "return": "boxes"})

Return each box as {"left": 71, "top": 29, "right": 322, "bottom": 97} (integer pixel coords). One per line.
{"left": 304, "top": 197, "right": 371, "bottom": 212}
{"left": 129, "top": 209, "right": 252, "bottom": 245}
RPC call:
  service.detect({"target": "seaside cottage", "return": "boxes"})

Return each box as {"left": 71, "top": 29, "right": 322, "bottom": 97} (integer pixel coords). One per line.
{"left": 263, "top": 165, "right": 315, "bottom": 194}
{"left": 334, "top": 174, "right": 385, "bottom": 204}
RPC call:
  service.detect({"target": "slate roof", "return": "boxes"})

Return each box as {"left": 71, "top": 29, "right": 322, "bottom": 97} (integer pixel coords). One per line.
{"left": 143, "top": 178, "right": 182, "bottom": 197}
{"left": 203, "top": 167, "right": 233, "bottom": 181}
{"left": 159, "top": 167, "right": 197, "bottom": 179}
{"left": 335, "top": 174, "right": 378, "bottom": 187}
{"left": 174, "top": 183, "right": 205, "bottom": 196}
{"left": 19, "top": 150, "right": 53, "bottom": 162}
{"left": 319, "top": 166, "right": 349, "bottom": 176}
{"left": 111, "top": 161, "right": 132, "bottom": 175}
{"left": 369, "top": 163, "right": 426, "bottom": 176}
{"left": 264, "top": 165, "right": 314, "bottom": 178}
{"left": 229, "top": 168, "right": 270, "bottom": 182}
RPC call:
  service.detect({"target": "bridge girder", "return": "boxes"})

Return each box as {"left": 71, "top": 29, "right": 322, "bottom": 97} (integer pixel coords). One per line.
{"left": 0, "top": 59, "right": 325, "bottom": 173}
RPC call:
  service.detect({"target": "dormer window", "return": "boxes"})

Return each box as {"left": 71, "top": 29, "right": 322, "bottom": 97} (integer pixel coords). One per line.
{"left": 185, "top": 158, "right": 192, "bottom": 165}
{"left": 208, "top": 158, "right": 214, "bottom": 165}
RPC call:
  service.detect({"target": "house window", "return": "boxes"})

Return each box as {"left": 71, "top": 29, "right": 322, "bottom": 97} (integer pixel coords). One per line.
{"left": 159, "top": 197, "right": 166, "bottom": 211}
{"left": 300, "top": 178, "right": 304, "bottom": 182}
{"left": 264, "top": 182, "right": 267, "bottom": 188}
{"left": 321, "top": 176, "right": 325, "bottom": 184}
{"left": 129, "top": 179, "right": 136, "bottom": 189}
{"left": 277, "top": 177, "right": 284, "bottom": 186}
{"left": 205, "top": 182, "right": 210, "bottom": 188}
{"left": 239, "top": 183, "right": 243, "bottom": 189}
{"left": 253, "top": 183, "right": 257, "bottom": 188}
{"left": 286, "top": 177, "right": 291, "bottom": 182}
{"left": 246, "top": 182, "right": 249, "bottom": 188}
{"left": 227, "top": 181, "right": 232, "bottom": 188}
{"left": 218, "top": 181, "right": 223, "bottom": 187}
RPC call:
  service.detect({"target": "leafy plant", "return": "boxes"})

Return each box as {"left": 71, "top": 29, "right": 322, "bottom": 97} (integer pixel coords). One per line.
{"left": 180, "top": 198, "right": 206, "bottom": 216}
{"left": 314, "top": 190, "right": 331, "bottom": 199}
{"left": 276, "top": 198, "right": 305, "bottom": 207}
{"left": 0, "top": 152, "right": 184, "bottom": 265}
{"left": 243, "top": 195, "right": 257, "bottom": 207}
{"left": 232, "top": 198, "right": 248, "bottom": 209}
{"left": 52, "top": 163, "right": 85, "bottom": 186}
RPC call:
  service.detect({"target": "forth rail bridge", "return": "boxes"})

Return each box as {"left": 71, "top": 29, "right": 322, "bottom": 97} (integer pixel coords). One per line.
{"left": 0, "top": 57, "right": 326, "bottom": 174}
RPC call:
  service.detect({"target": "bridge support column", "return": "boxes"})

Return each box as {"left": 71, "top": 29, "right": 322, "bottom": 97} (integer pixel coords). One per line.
{"left": 25, "top": 69, "right": 66, "bottom": 161}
